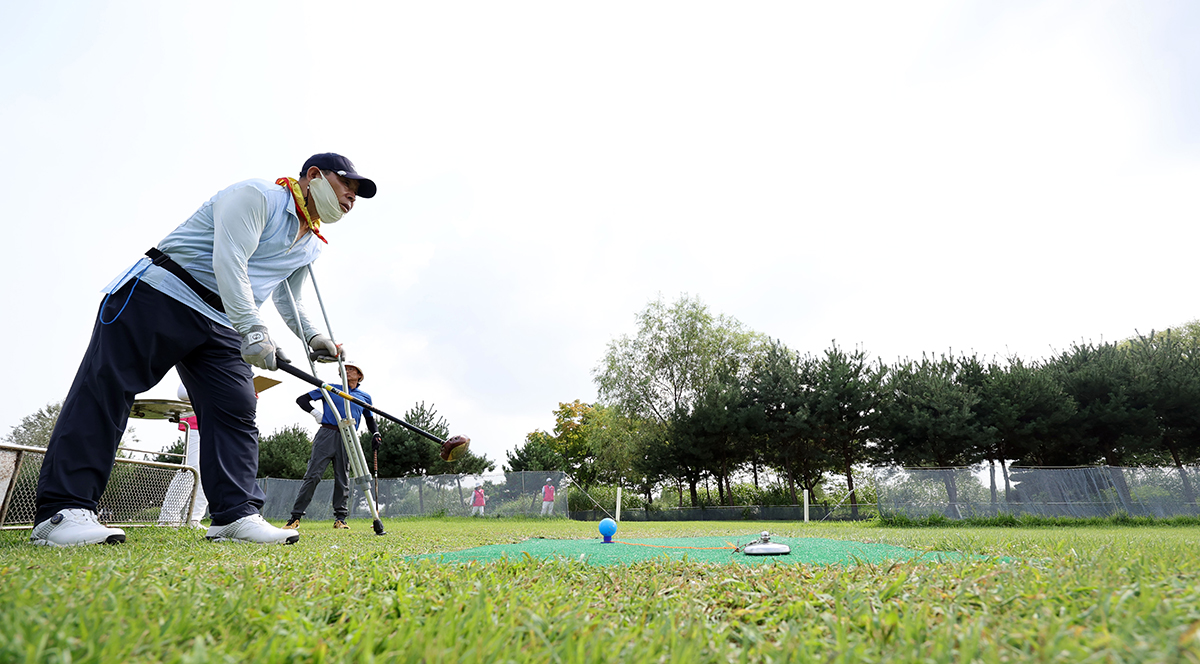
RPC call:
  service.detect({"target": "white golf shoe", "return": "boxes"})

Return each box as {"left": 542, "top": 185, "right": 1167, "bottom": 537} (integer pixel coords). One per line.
{"left": 205, "top": 514, "right": 299, "bottom": 544}
{"left": 31, "top": 509, "right": 126, "bottom": 547}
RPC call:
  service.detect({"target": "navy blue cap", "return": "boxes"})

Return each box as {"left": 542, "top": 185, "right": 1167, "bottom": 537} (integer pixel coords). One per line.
{"left": 300, "top": 153, "right": 377, "bottom": 198}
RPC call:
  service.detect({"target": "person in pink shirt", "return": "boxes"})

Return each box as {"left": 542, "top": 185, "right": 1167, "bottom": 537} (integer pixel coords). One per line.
{"left": 540, "top": 479, "right": 556, "bottom": 517}
{"left": 470, "top": 484, "right": 486, "bottom": 516}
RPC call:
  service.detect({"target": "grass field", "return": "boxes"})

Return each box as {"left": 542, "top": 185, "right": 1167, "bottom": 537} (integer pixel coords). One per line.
{"left": 3, "top": 518, "right": 1199, "bottom": 663}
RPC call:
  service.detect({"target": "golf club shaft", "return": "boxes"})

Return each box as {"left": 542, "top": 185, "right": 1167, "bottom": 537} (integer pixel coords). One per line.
{"left": 277, "top": 360, "right": 446, "bottom": 444}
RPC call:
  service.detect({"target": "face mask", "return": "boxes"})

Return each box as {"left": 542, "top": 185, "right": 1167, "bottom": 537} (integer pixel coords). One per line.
{"left": 308, "top": 172, "right": 345, "bottom": 224}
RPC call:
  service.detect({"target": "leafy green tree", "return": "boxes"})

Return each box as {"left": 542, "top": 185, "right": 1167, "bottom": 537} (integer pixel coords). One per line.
{"left": 363, "top": 402, "right": 494, "bottom": 477}
{"left": 741, "top": 340, "right": 825, "bottom": 505}
{"left": 626, "top": 418, "right": 673, "bottom": 509}
{"left": 1120, "top": 321, "right": 1200, "bottom": 349}
{"left": 569, "top": 405, "right": 671, "bottom": 509}
{"left": 808, "top": 343, "right": 885, "bottom": 518}
{"left": 972, "top": 358, "right": 1076, "bottom": 500}
{"left": 952, "top": 353, "right": 1002, "bottom": 504}
{"left": 548, "top": 400, "right": 600, "bottom": 483}
{"left": 367, "top": 402, "right": 449, "bottom": 478}
{"left": 1126, "top": 331, "right": 1200, "bottom": 504}
{"left": 517, "top": 401, "right": 602, "bottom": 485}
{"left": 660, "top": 411, "right": 715, "bottom": 507}
{"left": 595, "top": 294, "right": 765, "bottom": 423}
{"left": 876, "top": 355, "right": 987, "bottom": 515}
{"left": 594, "top": 295, "right": 767, "bottom": 506}
{"left": 498, "top": 430, "right": 568, "bottom": 509}
{"left": 1047, "top": 341, "right": 1158, "bottom": 507}
{"left": 503, "top": 431, "right": 565, "bottom": 472}
{"left": 3, "top": 401, "right": 62, "bottom": 448}
{"left": 257, "top": 425, "right": 315, "bottom": 479}
{"left": 671, "top": 371, "right": 749, "bottom": 506}
{"left": 580, "top": 405, "right": 630, "bottom": 484}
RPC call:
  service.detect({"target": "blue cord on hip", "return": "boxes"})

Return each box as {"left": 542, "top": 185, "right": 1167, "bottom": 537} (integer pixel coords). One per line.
{"left": 100, "top": 262, "right": 152, "bottom": 325}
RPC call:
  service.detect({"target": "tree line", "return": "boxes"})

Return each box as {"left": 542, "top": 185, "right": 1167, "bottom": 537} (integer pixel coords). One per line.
{"left": 504, "top": 295, "right": 1200, "bottom": 515}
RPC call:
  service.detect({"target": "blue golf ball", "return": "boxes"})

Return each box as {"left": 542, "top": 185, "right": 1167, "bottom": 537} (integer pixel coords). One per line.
{"left": 598, "top": 518, "right": 617, "bottom": 542}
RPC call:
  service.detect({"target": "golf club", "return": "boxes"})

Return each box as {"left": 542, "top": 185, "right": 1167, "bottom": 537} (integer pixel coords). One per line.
{"left": 277, "top": 357, "right": 447, "bottom": 445}
{"left": 282, "top": 268, "right": 387, "bottom": 535}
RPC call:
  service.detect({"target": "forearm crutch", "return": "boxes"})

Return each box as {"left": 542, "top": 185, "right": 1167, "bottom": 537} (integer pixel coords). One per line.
{"left": 282, "top": 267, "right": 386, "bottom": 536}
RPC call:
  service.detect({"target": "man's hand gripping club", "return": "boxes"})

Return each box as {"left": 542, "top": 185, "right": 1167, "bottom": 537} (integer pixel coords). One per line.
{"left": 240, "top": 325, "right": 289, "bottom": 371}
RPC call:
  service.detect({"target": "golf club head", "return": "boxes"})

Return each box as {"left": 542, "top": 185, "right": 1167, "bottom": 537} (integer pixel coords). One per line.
{"left": 440, "top": 435, "right": 471, "bottom": 462}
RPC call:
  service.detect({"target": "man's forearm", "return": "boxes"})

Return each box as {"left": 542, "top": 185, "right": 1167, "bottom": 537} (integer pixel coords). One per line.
{"left": 272, "top": 269, "right": 320, "bottom": 342}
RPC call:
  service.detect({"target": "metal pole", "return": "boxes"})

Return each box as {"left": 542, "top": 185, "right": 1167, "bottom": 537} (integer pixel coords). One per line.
{"left": 307, "top": 265, "right": 357, "bottom": 463}
{"left": 283, "top": 271, "right": 385, "bottom": 535}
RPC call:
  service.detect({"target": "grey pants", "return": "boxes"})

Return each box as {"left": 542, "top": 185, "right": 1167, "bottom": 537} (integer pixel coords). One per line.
{"left": 290, "top": 427, "right": 350, "bottom": 520}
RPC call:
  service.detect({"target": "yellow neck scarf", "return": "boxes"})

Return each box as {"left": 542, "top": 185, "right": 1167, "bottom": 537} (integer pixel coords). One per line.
{"left": 276, "top": 177, "right": 328, "bottom": 244}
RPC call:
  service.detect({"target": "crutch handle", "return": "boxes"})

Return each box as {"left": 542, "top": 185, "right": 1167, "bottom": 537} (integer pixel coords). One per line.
{"left": 310, "top": 349, "right": 339, "bottom": 363}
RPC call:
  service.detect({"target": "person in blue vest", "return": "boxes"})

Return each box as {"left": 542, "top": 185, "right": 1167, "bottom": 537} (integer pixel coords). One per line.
{"left": 285, "top": 360, "right": 381, "bottom": 529}
{"left": 32, "top": 153, "right": 376, "bottom": 547}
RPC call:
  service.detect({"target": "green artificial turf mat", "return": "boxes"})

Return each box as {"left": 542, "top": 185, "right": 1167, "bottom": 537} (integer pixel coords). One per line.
{"left": 429, "top": 535, "right": 979, "bottom": 566}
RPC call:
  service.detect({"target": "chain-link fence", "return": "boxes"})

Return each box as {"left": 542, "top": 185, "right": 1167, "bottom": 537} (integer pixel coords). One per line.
{"left": 875, "top": 464, "right": 1200, "bottom": 519}
{"left": 257, "top": 470, "right": 569, "bottom": 521}
{"left": 569, "top": 505, "right": 836, "bottom": 522}
{"left": 1, "top": 443, "right": 198, "bottom": 528}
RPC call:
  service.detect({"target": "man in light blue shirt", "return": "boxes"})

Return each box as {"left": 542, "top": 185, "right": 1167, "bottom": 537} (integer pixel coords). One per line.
{"left": 33, "top": 153, "right": 376, "bottom": 547}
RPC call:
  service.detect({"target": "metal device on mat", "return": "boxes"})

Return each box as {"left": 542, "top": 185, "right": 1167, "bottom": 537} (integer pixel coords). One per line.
{"left": 737, "top": 531, "right": 791, "bottom": 556}
{"left": 282, "top": 266, "right": 387, "bottom": 536}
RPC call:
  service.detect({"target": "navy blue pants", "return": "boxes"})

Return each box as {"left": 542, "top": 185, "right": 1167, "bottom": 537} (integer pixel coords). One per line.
{"left": 35, "top": 279, "right": 266, "bottom": 526}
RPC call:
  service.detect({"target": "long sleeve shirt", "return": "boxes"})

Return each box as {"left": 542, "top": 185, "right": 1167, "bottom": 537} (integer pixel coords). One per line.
{"left": 102, "top": 178, "right": 323, "bottom": 340}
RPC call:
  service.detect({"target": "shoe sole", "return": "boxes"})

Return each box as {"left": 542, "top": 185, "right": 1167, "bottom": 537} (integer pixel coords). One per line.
{"left": 31, "top": 533, "right": 126, "bottom": 547}
{"left": 206, "top": 534, "right": 300, "bottom": 545}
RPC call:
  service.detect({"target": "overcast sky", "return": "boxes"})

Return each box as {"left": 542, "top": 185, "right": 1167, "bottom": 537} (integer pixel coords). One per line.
{"left": 3, "top": 1, "right": 1199, "bottom": 465}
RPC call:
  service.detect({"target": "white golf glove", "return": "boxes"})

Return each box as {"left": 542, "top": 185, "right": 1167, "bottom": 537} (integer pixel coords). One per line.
{"left": 241, "top": 325, "right": 288, "bottom": 371}
{"left": 308, "top": 334, "right": 344, "bottom": 361}
{"left": 309, "top": 403, "right": 324, "bottom": 423}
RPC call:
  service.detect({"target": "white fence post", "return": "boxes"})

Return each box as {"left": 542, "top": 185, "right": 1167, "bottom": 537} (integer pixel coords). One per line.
{"left": 616, "top": 486, "right": 622, "bottom": 522}
{"left": 803, "top": 489, "right": 809, "bottom": 523}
